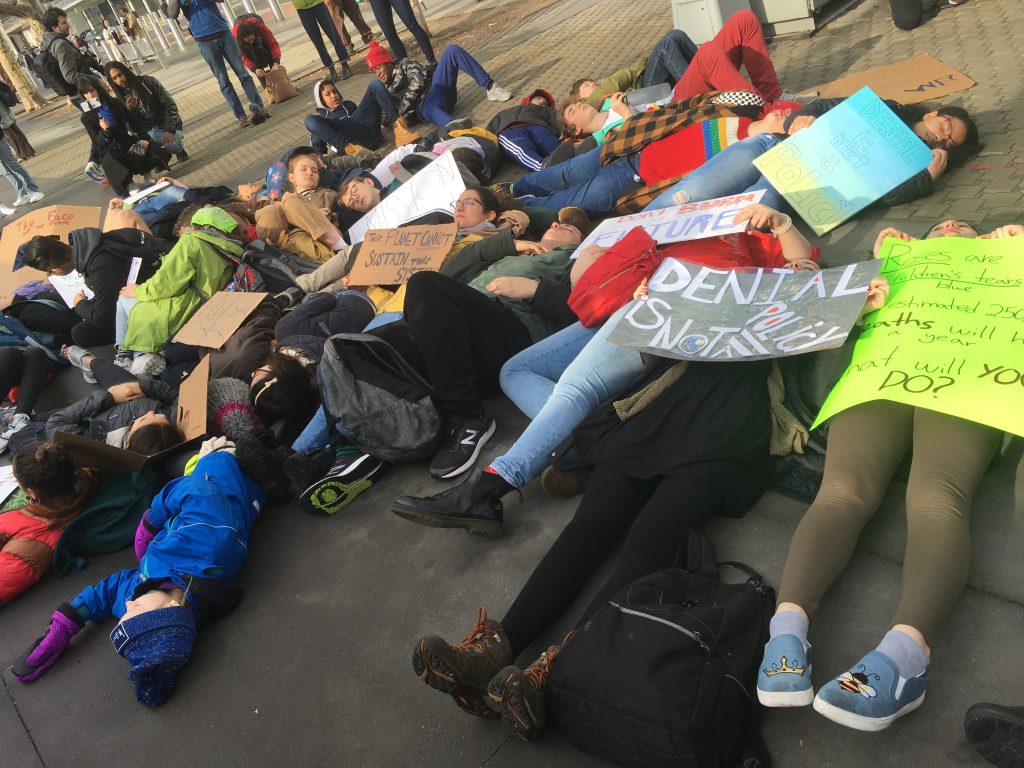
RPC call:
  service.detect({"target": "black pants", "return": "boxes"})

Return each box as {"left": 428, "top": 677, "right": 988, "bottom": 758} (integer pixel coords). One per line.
{"left": 394, "top": 271, "right": 534, "bottom": 421}
{"left": 92, "top": 358, "right": 136, "bottom": 388}
{"left": 500, "top": 466, "right": 723, "bottom": 656}
{"left": 6, "top": 294, "right": 78, "bottom": 346}
{"left": 71, "top": 319, "right": 113, "bottom": 347}
{"left": 0, "top": 347, "right": 49, "bottom": 415}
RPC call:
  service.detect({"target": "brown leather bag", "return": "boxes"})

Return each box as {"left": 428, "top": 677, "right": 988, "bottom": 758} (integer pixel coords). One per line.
{"left": 263, "top": 67, "right": 298, "bottom": 104}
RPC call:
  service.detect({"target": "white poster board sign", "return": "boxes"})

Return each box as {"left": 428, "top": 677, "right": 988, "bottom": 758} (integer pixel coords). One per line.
{"left": 347, "top": 152, "right": 466, "bottom": 244}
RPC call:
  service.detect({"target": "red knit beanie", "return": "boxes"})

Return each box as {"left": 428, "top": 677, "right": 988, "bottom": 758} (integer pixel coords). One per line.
{"left": 365, "top": 41, "right": 395, "bottom": 70}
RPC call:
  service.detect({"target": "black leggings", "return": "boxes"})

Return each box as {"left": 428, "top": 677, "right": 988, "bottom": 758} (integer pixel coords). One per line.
{"left": 500, "top": 466, "right": 722, "bottom": 656}
{"left": 92, "top": 358, "right": 136, "bottom": 388}
{"left": 0, "top": 347, "right": 49, "bottom": 415}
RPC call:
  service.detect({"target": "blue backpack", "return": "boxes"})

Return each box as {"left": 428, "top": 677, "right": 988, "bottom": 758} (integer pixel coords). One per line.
{"left": 0, "top": 313, "right": 63, "bottom": 364}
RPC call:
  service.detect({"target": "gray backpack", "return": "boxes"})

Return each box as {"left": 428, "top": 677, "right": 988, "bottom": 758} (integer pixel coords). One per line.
{"left": 318, "top": 333, "right": 442, "bottom": 463}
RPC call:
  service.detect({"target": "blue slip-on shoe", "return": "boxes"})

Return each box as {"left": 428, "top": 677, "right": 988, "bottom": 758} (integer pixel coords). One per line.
{"left": 813, "top": 650, "right": 927, "bottom": 732}
{"left": 757, "top": 634, "right": 813, "bottom": 707}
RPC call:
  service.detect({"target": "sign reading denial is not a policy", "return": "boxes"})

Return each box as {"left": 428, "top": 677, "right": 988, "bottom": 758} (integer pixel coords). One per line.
{"left": 814, "top": 237, "right": 1024, "bottom": 436}
{"left": 346, "top": 223, "right": 458, "bottom": 285}
{"left": 754, "top": 88, "right": 933, "bottom": 236}
{"left": 608, "top": 258, "right": 881, "bottom": 361}
{"left": 576, "top": 191, "right": 765, "bottom": 253}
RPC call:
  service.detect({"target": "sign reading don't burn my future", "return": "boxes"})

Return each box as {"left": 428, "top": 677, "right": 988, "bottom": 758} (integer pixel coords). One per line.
{"left": 608, "top": 258, "right": 881, "bottom": 361}
{"left": 813, "top": 237, "right": 1024, "bottom": 435}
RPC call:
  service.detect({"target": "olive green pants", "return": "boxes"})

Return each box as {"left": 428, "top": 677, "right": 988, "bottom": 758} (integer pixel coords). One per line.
{"left": 777, "top": 400, "right": 1001, "bottom": 644}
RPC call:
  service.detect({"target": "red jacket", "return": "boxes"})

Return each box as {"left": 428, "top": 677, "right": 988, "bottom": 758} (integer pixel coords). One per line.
{"left": 231, "top": 15, "right": 280, "bottom": 72}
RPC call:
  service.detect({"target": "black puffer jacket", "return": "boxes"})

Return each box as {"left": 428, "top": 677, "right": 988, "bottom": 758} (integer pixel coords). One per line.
{"left": 45, "top": 376, "right": 177, "bottom": 448}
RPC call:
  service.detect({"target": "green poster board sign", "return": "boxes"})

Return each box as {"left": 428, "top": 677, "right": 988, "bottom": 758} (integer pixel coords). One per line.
{"left": 813, "top": 236, "right": 1024, "bottom": 435}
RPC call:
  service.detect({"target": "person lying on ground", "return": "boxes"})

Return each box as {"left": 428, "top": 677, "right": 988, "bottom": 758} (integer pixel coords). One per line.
{"left": 365, "top": 41, "right": 512, "bottom": 143}
{"left": 115, "top": 207, "right": 241, "bottom": 364}
{"left": 560, "top": 92, "right": 634, "bottom": 146}
{"left": 505, "top": 92, "right": 786, "bottom": 217}
{"left": 754, "top": 220, "right": 1020, "bottom": 732}
{"left": 571, "top": 28, "right": 698, "bottom": 110}
{"left": 105, "top": 61, "right": 189, "bottom": 164}
{"left": 403, "top": 266, "right": 863, "bottom": 739}
{"left": 0, "top": 314, "right": 66, "bottom": 453}
{"left": 19, "top": 222, "right": 167, "bottom": 348}
{"left": 77, "top": 75, "right": 173, "bottom": 197}
{"left": 12, "top": 447, "right": 264, "bottom": 708}
{"left": 306, "top": 77, "right": 397, "bottom": 156}
{"left": 0, "top": 443, "right": 100, "bottom": 604}
{"left": 232, "top": 14, "right": 281, "bottom": 88}
{"left": 391, "top": 202, "right": 819, "bottom": 533}
{"left": 645, "top": 99, "right": 980, "bottom": 213}
{"left": 485, "top": 89, "right": 561, "bottom": 171}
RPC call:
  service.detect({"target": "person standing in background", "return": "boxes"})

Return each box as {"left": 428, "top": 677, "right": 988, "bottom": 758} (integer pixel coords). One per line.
{"left": 292, "top": 0, "right": 353, "bottom": 81}
{"left": 368, "top": 0, "right": 435, "bottom": 66}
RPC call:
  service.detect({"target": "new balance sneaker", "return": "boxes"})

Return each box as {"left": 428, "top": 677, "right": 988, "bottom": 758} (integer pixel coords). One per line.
{"left": 298, "top": 445, "right": 388, "bottom": 515}
{"left": 487, "top": 644, "right": 561, "bottom": 740}
{"left": 429, "top": 414, "right": 496, "bottom": 480}
{"left": 391, "top": 468, "right": 514, "bottom": 538}
{"left": 757, "top": 634, "right": 813, "bottom": 707}
{"left": 412, "top": 606, "right": 513, "bottom": 718}
{"left": 965, "top": 702, "right": 1024, "bottom": 768}
{"left": 813, "top": 650, "right": 927, "bottom": 731}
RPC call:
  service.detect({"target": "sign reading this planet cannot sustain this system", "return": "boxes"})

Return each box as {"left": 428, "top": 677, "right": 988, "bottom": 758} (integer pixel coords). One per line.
{"left": 345, "top": 223, "right": 458, "bottom": 285}
{"left": 813, "top": 237, "right": 1024, "bottom": 436}
{"left": 575, "top": 190, "right": 765, "bottom": 253}
{"left": 607, "top": 258, "right": 881, "bottom": 362}
{"left": 753, "top": 87, "right": 933, "bottom": 236}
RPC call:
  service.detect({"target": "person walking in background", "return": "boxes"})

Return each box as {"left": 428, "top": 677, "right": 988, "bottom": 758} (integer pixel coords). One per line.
{"left": 293, "top": 0, "right": 353, "bottom": 81}
{"left": 0, "top": 135, "right": 43, "bottom": 212}
{"left": 368, "top": 0, "right": 435, "bottom": 66}
{"left": 101, "top": 18, "right": 127, "bottom": 62}
{"left": 119, "top": 7, "right": 144, "bottom": 41}
{"left": 167, "top": 0, "right": 270, "bottom": 128}
{"left": 0, "top": 81, "right": 35, "bottom": 162}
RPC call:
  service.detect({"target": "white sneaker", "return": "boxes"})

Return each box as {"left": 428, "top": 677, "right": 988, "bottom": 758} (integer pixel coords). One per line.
{"left": 114, "top": 350, "right": 135, "bottom": 370}
{"left": 129, "top": 352, "right": 166, "bottom": 377}
{"left": 12, "top": 194, "right": 28, "bottom": 207}
{"left": 486, "top": 83, "right": 512, "bottom": 102}
{"left": 27, "top": 190, "right": 44, "bottom": 203}
{"left": 0, "top": 203, "right": 13, "bottom": 217}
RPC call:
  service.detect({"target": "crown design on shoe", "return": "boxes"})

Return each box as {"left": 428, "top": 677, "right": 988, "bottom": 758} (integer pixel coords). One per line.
{"left": 762, "top": 656, "right": 806, "bottom": 677}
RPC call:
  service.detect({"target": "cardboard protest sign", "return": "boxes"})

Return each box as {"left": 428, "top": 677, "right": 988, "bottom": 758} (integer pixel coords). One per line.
{"left": 754, "top": 88, "right": 932, "bottom": 236}
{"left": 55, "top": 357, "right": 210, "bottom": 473}
{"left": 347, "top": 152, "right": 464, "bottom": 244}
{"left": 815, "top": 55, "right": 975, "bottom": 105}
{"left": 0, "top": 205, "right": 102, "bottom": 295}
{"left": 173, "top": 291, "right": 267, "bottom": 348}
{"left": 346, "top": 223, "right": 458, "bottom": 285}
{"left": 813, "top": 237, "right": 1024, "bottom": 436}
{"left": 609, "top": 258, "right": 881, "bottom": 361}
{"left": 576, "top": 191, "right": 766, "bottom": 253}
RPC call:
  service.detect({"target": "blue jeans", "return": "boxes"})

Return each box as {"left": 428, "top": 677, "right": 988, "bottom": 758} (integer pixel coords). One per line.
{"left": 419, "top": 45, "right": 492, "bottom": 126}
{"left": 642, "top": 29, "right": 698, "bottom": 89}
{"left": 491, "top": 305, "right": 645, "bottom": 487}
{"left": 0, "top": 137, "right": 38, "bottom": 198}
{"left": 304, "top": 80, "right": 395, "bottom": 151}
{"left": 147, "top": 127, "right": 185, "bottom": 155}
{"left": 644, "top": 132, "right": 787, "bottom": 212}
{"left": 293, "top": 405, "right": 330, "bottom": 453}
{"left": 129, "top": 183, "right": 188, "bottom": 223}
{"left": 297, "top": 2, "right": 349, "bottom": 69}
{"left": 115, "top": 296, "right": 138, "bottom": 348}
{"left": 196, "top": 30, "right": 264, "bottom": 119}
{"left": 513, "top": 145, "right": 602, "bottom": 197}
{"left": 522, "top": 154, "right": 641, "bottom": 218}
{"left": 368, "top": 0, "right": 435, "bottom": 64}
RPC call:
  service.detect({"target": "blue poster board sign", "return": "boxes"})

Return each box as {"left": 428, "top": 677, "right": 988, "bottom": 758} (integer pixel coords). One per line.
{"left": 754, "top": 87, "right": 933, "bottom": 235}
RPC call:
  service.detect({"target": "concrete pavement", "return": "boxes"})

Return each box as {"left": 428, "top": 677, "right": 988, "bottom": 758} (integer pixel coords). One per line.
{"left": 2, "top": 0, "right": 1023, "bottom": 766}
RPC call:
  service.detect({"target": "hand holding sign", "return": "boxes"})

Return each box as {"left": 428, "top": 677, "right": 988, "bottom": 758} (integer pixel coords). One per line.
{"left": 345, "top": 223, "right": 458, "bottom": 286}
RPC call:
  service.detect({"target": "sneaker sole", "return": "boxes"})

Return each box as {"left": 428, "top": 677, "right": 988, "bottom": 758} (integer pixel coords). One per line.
{"left": 487, "top": 669, "right": 544, "bottom": 741}
{"left": 757, "top": 686, "right": 814, "bottom": 708}
{"left": 391, "top": 503, "right": 503, "bottom": 538}
{"left": 965, "top": 705, "right": 1024, "bottom": 768}
{"left": 412, "top": 638, "right": 498, "bottom": 719}
{"left": 300, "top": 459, "right": 384, "bottom": 515}
{"left": 812, "top": 690, "right": 925, "bottom": 732}
{"left": 430, "top": 421, "right": 496, "bottom": 480}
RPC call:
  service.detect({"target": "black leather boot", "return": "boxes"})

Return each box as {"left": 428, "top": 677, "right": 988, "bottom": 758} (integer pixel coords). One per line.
{"left": 391, "top": 468, "right": 517, "bottom": 538}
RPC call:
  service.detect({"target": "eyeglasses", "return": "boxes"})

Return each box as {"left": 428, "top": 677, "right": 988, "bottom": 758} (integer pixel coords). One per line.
{"left": 451, "top": 198, "right": 482, "bottom": 210}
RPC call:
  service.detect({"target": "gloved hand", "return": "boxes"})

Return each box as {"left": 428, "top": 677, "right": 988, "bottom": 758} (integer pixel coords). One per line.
{"left": 199, "top": 436, "right": 236, "bottom": 458}
{"left": 134, "top": 510, "right": 158, "bottom": 562}
{"left": 12, "top": 604, "right": 85, "bottom": 683}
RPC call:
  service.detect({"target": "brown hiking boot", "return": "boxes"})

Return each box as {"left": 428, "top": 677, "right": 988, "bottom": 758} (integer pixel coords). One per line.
{"left": 487, "top": 644, "right": 562, "bottom": 740}
{"left": 393, "top": 115, "right": 421, "bottom": 147}
{"left": 344, "top": 143, "right": 371, "bottom": 156}
{"left": 412, "top": 606, "right": 513, "bottom": 718}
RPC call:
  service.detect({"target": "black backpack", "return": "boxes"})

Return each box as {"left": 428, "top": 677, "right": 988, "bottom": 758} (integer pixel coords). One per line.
{"left": 545, "top": 532, "right": 775, "bottom": 768}
{"left": 244, "top": 241, "right": 318, "bottom": 293}
{"left": 318, "top": 333, "right": 441, "bottom": 463}
{"left": 0, "top": 81, "right": 18, "bottom": 108}
{"left": 31, "top": 40, "right": 76, "bottom": 96}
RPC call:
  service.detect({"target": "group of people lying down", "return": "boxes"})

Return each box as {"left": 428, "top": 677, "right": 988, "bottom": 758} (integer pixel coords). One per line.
{"left": 1, "top": 12, "right": 1018, "bottom": 766}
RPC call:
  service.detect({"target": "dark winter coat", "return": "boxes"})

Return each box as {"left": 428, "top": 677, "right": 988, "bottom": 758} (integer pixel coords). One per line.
{"left": 45, "top": 376, "right": 177, "bottom": 448}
